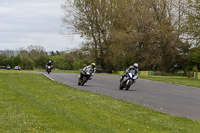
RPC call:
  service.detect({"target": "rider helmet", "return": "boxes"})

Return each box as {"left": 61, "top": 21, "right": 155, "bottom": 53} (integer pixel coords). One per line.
{"left": 133, "top": 63, "right": 138, "bottom": 69}
{"left": 48, "top": 60, "right": 52, "bottom": 63}
{"left": 91, "top": 63, "right": 96, "bottom": 68}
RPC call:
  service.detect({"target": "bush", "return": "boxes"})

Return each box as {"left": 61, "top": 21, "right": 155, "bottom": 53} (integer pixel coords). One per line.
{"left": 21, "top": 57, "right": 34, "bottom": 70}
{"left": 49, "top": 56, "right": 72, "bottom": 70}
{"left": 2, "top": 56, "right": 15, "bottom": 68}
{"left": 193, "top": 65, "right": 198, "bottom": 72}
{"left": 34, "top": 56, "right": 48, "bottom": 69}
{"left": 187, "top": 71, "right": 194, "bottom": 78}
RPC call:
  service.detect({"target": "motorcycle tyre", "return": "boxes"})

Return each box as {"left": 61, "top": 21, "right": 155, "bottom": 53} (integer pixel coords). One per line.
{"left": 125, "top": 81, "right": 132, "bottom": 90}
{"left": 119, "top": 82, "right": 124, "bottom": 90}
{"left": 125, "top": 85, "right": 130, "bottom": 90}
{"left": 47, "top": 68, "right": 51, "bottom": 74}
{"left": 81, "top": 76, "right": 87, "bottom": 86}
{"left": 119, "top": 86, "right": 124, "bottom": 90}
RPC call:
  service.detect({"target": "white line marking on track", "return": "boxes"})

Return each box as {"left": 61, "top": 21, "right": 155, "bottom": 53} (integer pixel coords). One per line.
{"left": 42, "top": 73, "right": 54, "bottom": 81}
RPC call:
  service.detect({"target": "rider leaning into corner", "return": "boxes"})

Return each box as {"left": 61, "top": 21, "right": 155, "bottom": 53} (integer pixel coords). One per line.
{"left": 120, "top": 63, "right": 139, "bottom": 83}
{"left": 79, "top": 63, "right": 96, "bottom": 82}
{"left": 46, "top": 59, "right": 53, "bottom": 71}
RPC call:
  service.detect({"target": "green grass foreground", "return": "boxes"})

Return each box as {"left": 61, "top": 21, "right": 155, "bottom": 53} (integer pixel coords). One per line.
{"left": 0, "top": 73, "right": 200, "bottom": 133}
{"left": 140, "top": 75, "right": 200, "bottom": 88}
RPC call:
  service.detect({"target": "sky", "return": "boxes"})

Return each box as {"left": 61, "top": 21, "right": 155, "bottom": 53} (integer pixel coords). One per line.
{"left": 0, "top": 0, "right": 84, "bottom": 52}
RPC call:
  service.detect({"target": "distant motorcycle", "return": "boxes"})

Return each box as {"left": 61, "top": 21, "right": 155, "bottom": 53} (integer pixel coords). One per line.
{"left": 46, "top": 66, "right": 51, "bottom": 74}
{"left": 119, "top": 70, "right": 136, "bottom": 90}
{"left": 78, "top": 70, "right": 92, "bottom": 86}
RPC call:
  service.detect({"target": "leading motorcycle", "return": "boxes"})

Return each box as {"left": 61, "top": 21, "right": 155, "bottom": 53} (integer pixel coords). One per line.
{"left": 119, "top": 70, "right": 136, "bottom": 90}
{"left": 78, "top": 70, "right": 92, "bottom": 86}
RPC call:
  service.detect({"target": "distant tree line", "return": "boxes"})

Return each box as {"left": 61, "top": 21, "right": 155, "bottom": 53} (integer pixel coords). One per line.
{"left": 62, "top": 0, "right": 200, "bottom": 73}
{"left": 0, "top": 44, "right": 199, "bottom": 72}
{"left": 0, "top": 45, "right": 89, "bottom": 70}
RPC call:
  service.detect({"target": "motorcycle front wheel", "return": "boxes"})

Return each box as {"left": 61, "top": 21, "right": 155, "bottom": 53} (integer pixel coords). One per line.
{"left": 119, "top": 85, "right": 124, "bottom": 90}
{"left": 125, "top": 80, "right": 132, "bottom": 90}
{"left": 47, "top": 69, "right": 50, "bottom": 74}
{"left": 81, "top": 76, "right": 88, "bottom": 86}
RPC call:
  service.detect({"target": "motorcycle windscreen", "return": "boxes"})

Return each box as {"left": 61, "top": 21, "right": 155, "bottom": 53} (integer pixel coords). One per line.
{"left": 129, "top": 70, "right": 136, "bottom": 76}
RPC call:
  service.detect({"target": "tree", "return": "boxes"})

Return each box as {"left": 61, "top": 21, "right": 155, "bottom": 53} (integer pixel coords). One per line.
{"left": 188, "top": 47, "right": 200, "bottom": 70}
{"left": 27, "top": 45, "right": 47, "bottom": 60}
{"left": 50, "top": 51, "right": 55, "bottom": 56}
{"left": 3, "top": 56, "right": 15, "bottom": 68}
{"left": 14, "top": 54, "right": 21, "bottom": 66}
{"left": 34, "top": 55, "right": 48, "bottom": 69}
{"left": 19, "top": 49, "right": 29, "bottom": 58}
{"left": 107, "top": 0, "right": 189, "bottom": 72}
{"left": 21, "top": 57, "right": 34, "bottom": 70}
{"left": 184, "top": 0, "right": 200, "bottom": 46}
{"left": 62, "top": 0, "right": 113, "bottom": 69}
{"left": 0, "top": 54, "right": 4, "bottom": 65}
{"left": 62, "top": 0, "right": 190, "bottom": 72}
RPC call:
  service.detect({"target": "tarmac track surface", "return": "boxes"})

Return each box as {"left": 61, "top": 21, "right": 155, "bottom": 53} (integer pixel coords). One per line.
{"left": 44, "top": 73, "right": 200, "bottom": 121}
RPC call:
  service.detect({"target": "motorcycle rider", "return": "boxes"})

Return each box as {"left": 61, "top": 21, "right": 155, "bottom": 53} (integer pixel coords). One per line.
{"left": 46, "top": 59, "right": 53, "bottom": 71}
{"left": 120, "top": 63, "right": 139, "bottom": 83}
{"left": 78, "top": 63, "right": 96, "bottom": 85}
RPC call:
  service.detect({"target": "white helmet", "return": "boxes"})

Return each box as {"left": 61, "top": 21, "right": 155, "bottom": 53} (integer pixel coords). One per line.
{"left": 133, "top": 63, "right": 138, "bottom": 68}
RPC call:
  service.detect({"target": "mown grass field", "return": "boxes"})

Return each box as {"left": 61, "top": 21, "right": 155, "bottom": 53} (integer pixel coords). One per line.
{"left": 1, "top": 72, "right": 200, "bottom": 132}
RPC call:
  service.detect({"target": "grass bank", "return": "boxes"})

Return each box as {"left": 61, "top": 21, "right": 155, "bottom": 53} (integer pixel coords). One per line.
{"left": 1, "top": 72, "right": 200, "bottom": 132}
{"left": 140, "top": 75, "right": 200, "bottom": 88}
{"left": 100, "top": 72, "right": 200, "bottom": 88}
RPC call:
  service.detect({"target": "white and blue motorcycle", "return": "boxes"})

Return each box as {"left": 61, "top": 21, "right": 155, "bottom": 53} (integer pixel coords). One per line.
{"left": 119, "top": 70, "right": 136, "bottom": 90}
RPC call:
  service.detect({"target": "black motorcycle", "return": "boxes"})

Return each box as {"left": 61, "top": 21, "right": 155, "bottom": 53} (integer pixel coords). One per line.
{"left": 46, "top": 66, "right": 51, "bottom": 74}
{"left": 78, "top": 70, "right": 91, "bottom": 86}
{"left": 119, "top": 71, "right": 135, "bottom": 90}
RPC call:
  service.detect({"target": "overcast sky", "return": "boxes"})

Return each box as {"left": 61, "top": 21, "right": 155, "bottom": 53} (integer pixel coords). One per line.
{"left": 0, "top": 0, "right": 83, "bottom": 51}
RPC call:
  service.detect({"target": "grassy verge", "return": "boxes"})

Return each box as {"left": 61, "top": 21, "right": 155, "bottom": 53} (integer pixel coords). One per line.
{"left": 140, "top": 75, "right": 200, "bottom": 88}
{"left": 0, "top": 72, "right": 200, "bottom": 132}
{"left": 0, "top": 69, "right": 80, "bottom": 74}
{"left": 104, "top": 71, "right": 200, "bottom": 88}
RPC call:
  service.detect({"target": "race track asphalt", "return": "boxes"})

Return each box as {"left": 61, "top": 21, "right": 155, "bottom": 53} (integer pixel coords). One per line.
{"left": 43, "top": 72, "right": 200, "bottom": 121}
